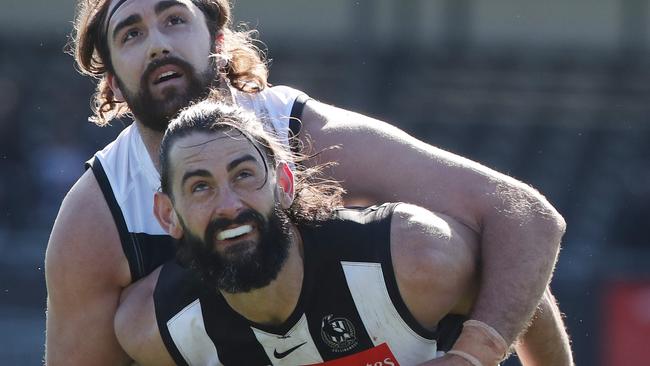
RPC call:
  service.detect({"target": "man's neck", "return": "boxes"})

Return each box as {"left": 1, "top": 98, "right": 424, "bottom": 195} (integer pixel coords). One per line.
{"left": 135, "top": 121, "right": 165, "bottom": 170}
{"left": 220, "top": 225, "right": 304, "bottom": 327}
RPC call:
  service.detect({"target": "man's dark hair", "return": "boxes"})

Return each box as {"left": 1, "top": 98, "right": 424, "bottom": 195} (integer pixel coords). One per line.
{"left": 160, "top": 98, "right": 345, "bottom": 224}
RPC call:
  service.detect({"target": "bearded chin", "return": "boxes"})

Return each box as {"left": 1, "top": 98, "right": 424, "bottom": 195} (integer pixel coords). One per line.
{"left": 118, "top": 61, "right": 218, "bottom": 132}
{"left": 178, "top": 204, "right": 293, "bottom": 294}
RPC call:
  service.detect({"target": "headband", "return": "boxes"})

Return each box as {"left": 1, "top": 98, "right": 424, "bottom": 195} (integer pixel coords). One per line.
{"left": 104, "top": 0, "right": 131, "bottom": 40}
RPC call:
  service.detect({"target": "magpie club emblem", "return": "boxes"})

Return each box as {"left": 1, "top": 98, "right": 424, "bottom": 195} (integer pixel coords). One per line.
{"left": 320, "top": 314, "right": 358, "bottom": 352}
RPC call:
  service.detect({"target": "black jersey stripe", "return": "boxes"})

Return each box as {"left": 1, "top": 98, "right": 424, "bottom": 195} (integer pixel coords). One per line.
{"left": 299, "top": 223, "right": 375, "bottom": 361}
{"left": 381, "top": 237, "right": 439, "bottom": 340}
{"left": 201, "top": 292, "right": 272, "bottom": 365}
{"left": 87, "top": 157, "right": 144, "bottom": 281}
{"left": 288, "top": 93, "right": 310, "bottom": 153}
{"left": 132, "top": 232, "right": 176, "bottom": 276}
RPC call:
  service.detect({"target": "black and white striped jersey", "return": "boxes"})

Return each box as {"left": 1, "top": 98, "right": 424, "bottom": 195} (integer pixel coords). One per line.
{"left": 86, "top": 86, "right": 310, "bottom": 282}
{"left": 154, "top": 204, "right": 465, "bottom": 366}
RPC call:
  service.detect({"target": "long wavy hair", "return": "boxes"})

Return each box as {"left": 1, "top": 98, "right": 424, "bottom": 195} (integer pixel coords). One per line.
{"left": 69, "top": 0, "right": 269, "bottom": 126}
{"left": 160, "top": 99, "right": 345, "bottom": 225}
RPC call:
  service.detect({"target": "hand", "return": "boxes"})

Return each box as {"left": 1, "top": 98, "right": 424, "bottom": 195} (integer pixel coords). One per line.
{"left": 417, "top": 353, "right": 474, "bottom": 366}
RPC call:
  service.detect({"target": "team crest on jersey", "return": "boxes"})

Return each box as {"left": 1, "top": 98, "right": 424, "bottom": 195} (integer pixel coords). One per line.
{"left": 320, "top": 314, "right": 358, "bottom": 352}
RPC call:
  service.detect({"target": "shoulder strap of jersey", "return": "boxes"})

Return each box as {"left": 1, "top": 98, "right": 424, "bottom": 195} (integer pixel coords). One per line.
{"left": 289, "top": 93, "right": 311, "bottom": 153}
{"left": 85, "top": 157, "right": 144, "bottom": 281}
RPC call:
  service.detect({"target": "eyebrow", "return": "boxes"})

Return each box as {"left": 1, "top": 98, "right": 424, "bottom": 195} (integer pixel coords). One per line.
{"left": 180, "top": 169, "right": 211, "bottom": 188}
{"left": 227, "top": 154, "right": 258, "bottom": 172}
{"left": 178, "top": 154, "right": 260, "bottom": 189}
{"left": 112, "top": 13, "right": 142, "bottom": 41}
{"left": 111, "top": 0, "right": 189, "bottom": 41}
{"left": 155, "top": 0, "right": 190, "bottom": 15}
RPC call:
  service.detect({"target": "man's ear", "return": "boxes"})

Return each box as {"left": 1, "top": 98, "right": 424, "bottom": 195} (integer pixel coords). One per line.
{"left": 276, "top": 162, "right": 295, "bottom": 209}
{"left": 154, "top": 191, "right": 183, "bottom": 239}
{"left": 107, "top": 73, "right": 125, "bottom": 102}
{"left": 215, "top": 30, "right": 225, "bottom": 50}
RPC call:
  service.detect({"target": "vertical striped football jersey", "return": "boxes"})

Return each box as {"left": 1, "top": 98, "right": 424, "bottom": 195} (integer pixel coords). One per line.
{"left": 154, "top": 203, "right": 465, "bottom": 366}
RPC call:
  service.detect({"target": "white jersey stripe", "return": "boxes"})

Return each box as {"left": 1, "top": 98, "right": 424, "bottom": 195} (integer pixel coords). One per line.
{"left": 341, "top": 261, "right": 438, "bottom": 366}
{"left": 167, "top": 299, "right": 222, "bottom": 366}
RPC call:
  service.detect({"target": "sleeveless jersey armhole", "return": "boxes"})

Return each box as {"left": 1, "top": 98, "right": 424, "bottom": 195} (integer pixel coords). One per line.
{"left": 288, "top": 93, "right": 311, "bottom": 153}
{"left": 86, "top": 157, "right": 144, "bottom": 281}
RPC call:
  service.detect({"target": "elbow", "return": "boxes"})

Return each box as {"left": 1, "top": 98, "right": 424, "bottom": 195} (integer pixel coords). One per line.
{"left": 533, "top": 190, "right": 566, "bottom": 241}
{"left": 524, "top": 188, "right": 567, "bottom": 253}
{"left": 493, "top": 182, "right": 567, "bottom": 249}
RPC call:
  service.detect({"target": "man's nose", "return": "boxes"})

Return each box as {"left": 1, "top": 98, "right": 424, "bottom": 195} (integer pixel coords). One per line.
{"left": 147, "top": 30, "right": 172, "bottom": 60}
{"left": 214, "top": 186, "right": 245, "bottom": 219}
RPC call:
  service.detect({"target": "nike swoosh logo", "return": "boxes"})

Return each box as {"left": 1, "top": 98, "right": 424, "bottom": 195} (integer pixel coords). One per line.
{"left": 273, "top": 341, "right": 307, "bottom": 359}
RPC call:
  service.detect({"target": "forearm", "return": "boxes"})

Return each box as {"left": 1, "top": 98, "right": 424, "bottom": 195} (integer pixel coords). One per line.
{"left": 514, "top": 288, "right": 573, "bottom": 366}
{"left": 471, "top": 184, "right": 565, "bottom": 344}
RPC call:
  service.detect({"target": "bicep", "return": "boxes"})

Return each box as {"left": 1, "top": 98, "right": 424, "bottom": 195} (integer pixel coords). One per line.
{"left": 45, "top": 171, "right": 132, "bottom": 365}
{"left": 299, "top": 100, "right": 540, "bottom": 232}
{"left": 115, "top": 268, "right": 176, "bottom": 366}
{"left": 389, "top": 204, "right": 479, "bottom": 328}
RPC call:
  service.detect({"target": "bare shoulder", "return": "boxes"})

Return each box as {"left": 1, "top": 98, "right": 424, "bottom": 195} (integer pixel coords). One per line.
{"left": 299, "top": 99, "right": 404, "bottom": 142}
{"left": 45, "top": 169, "right": 132, "bottom": 365}
{"left": 46, "top": 168, "right": 129, "bottom": 286}
{"left": 115, "top": 267, "right": 175, "bottom": 366}
{"left": 390, "top": 203, "right": 479, "bottom": 265}
{"left": 389, "top": 203, "right": 480, "bottom": 329}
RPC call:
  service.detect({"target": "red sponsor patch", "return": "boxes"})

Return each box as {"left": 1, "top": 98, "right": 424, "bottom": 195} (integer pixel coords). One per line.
{"left": 308, "top": 343, "right": 400, "bottom": 366}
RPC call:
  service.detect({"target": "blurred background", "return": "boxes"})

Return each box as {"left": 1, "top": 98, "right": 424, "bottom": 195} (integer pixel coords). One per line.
{"left": 1, "top": 0, "right": 649, "bottom": 364}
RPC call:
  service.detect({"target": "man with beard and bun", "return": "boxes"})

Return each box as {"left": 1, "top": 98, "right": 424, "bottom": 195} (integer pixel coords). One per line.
{"left": 112, "top": 100, "right": 573, "bottom": 366}
{"left": 45, "top": 0, "right": 567, "bottom": 365}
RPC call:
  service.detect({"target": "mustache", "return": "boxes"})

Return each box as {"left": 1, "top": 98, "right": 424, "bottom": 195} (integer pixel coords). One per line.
{"left": 141, "top": 56, "right": 195, "bottom": 86}
{"left": 204, "top": 209, "right": 267, "bottom": 243}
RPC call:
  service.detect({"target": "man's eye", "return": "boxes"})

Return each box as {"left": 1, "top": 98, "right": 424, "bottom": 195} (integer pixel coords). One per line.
{"left": 122, "top": 29, "right": 141, "bottom": 43}
{"left": 191, "top": 182, "right": 210, "bottom": 193}
{"left": 167, "top": 15, "right": 185, "bottom": 26}
{"left": 236, "top": 171, "right": 253, "bottom": 180}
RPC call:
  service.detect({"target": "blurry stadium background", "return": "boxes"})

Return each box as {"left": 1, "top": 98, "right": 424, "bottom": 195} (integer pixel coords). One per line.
{"left": 1, "top": 0, "right": 649, "bottom": 364}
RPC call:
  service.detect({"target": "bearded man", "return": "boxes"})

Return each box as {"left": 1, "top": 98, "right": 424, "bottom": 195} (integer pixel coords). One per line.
{"left": 45, "top": 1, "right": 567, "bottom": 365}
{"left": 112, "top": 100, "right": 573, "bottom": 365}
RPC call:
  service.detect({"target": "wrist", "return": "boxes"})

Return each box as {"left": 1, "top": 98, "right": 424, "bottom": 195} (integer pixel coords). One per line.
{"left": 446, "top": 350, "right": 481, "bottom": 366}
{"left": 448, "top": 320, "right": 509, "bottom": 366}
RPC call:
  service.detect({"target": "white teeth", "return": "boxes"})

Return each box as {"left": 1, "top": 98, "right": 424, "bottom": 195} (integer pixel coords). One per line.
{"left": 217, "top": 225, "right": 253, "bottom": 240}
{"left": 158, "top": 71, "right": 176, "bottom": 80}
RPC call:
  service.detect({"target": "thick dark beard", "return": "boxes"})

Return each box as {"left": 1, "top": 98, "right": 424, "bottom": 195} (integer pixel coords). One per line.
{"left": 116, "top": 56, "right": 218, "bottom": 132}
{"left": 178, "top": 204, "right": 293, "bottom": 294}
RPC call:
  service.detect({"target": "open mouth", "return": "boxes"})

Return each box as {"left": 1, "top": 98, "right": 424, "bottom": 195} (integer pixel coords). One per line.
{"left": 153, "top": 70, "right": 183, "bottom": 85}
{"left": 216, "top": 224, "right": 253, "bottom": 241}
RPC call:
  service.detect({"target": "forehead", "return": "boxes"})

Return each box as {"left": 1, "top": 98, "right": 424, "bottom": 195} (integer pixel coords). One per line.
{"left": 170, "top": 131, "right": 264, "bottom": 173}
{"left": 107, "top": 0, "right": 198, "bottom": 28}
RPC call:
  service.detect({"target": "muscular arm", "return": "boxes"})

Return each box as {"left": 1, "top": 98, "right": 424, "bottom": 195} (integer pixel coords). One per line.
{"left": 45, "top": 170, "right": 132, "bottom": 365}
{"left": 390, "top": 203, "right": 480, "bottom": 329}
{"left": 300, "top": 100, "right": 565, "bottom": 344}
{"left": 513, "top": 288, "right": 574, "bottom": 366}
{"left": 114, "top": 267, "right": 175, "bottom": 366}
{"left": 389, "top": 204, "right": 572, "bottom": 366}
